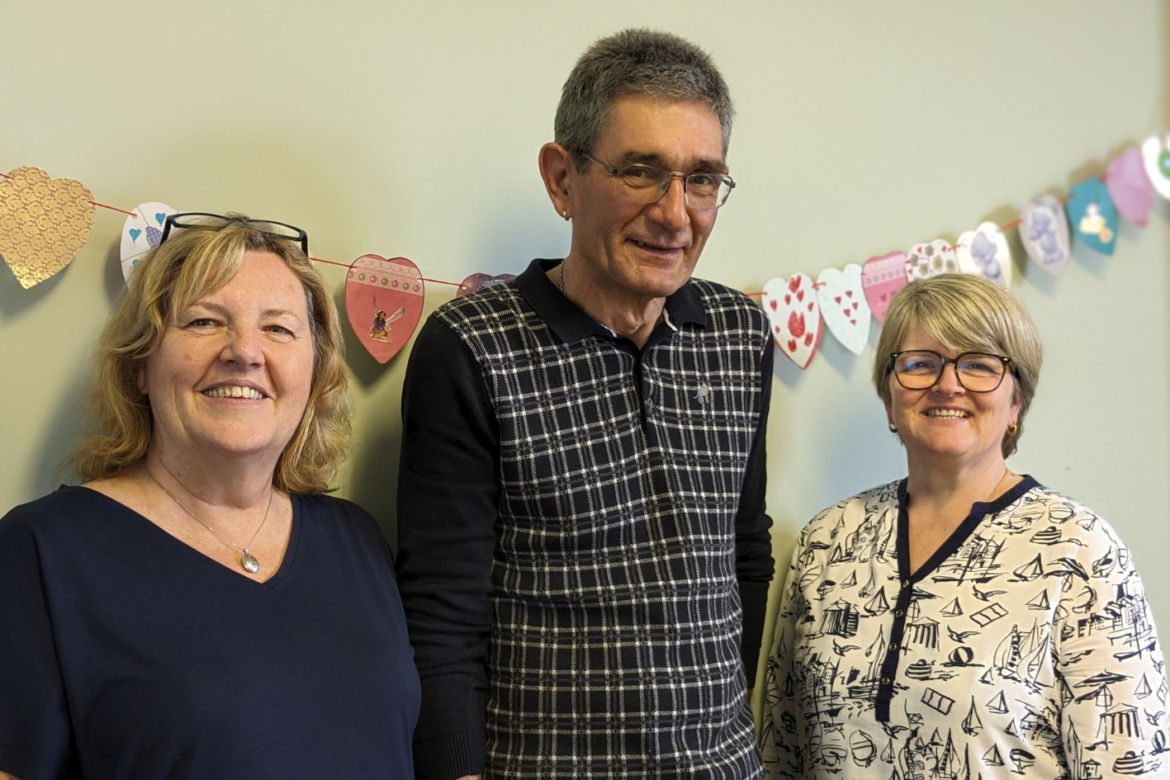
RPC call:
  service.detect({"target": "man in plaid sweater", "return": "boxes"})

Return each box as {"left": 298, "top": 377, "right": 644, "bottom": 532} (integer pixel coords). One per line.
{"left": 396, "top": 29, "right": 775, "bottom": 779}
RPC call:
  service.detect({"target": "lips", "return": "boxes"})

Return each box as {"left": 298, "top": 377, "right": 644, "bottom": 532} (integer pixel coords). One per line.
{"left": 924, "top": 408, "right": 970, "bottom": 419}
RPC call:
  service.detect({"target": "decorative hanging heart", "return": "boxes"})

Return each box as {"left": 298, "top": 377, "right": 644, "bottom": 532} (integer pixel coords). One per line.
{"left": 345, "top": 254, "right": 424, "bottom": 364}
{"left": 1140, "top": 133, "right": 1170, "bottom": 199}
{"left": 1019, "top": 196, "right": 1071, "bottom": 275}
{"left": 816, "top": 264, "right": 870, "bottom": 355}
{"left": 861, "top": 251, "right": 908, "bottom": 323}
{"left": 955, "top": 222, "right": 1011, "bottom": 287}
{"left": 0, "top": 166, "right": 95, "bottom": 289}
{"left": 120, "top": 202, "right": 177, "bottom": 281}
{"left": 1067, "top": 176, "right": 1118, "bottom": 256}
{"left": 1106, "top": 147, "right": 1154, "bottom": 227}
{"left": 457, "top": 271, "right": 515, "bottom": 298}
{"left": 762, "top": 273, "right": 823, "bottom": 369}
{"left": 905, "top": 239, "right": 958, "bottom": 282}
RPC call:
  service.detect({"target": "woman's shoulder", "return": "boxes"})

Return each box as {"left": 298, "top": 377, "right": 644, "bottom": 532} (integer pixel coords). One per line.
{"left": 2, "top": 485, "right": 118, "bottom": 528}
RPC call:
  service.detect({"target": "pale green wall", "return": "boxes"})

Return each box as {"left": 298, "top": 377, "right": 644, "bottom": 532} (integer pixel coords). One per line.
{"left": 3, "top": 1, "right": 1168, "bottom": 716}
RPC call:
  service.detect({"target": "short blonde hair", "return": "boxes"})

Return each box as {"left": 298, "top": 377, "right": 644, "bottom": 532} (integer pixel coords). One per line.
{"left": 873, "top": 274, "right": 1043, "bottom": 457}
{"left": 71, "top": 217, "right": 351, "bottom": 493}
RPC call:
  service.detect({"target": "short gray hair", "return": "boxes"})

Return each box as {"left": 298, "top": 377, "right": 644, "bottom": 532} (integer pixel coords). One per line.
{"left": 873, "top": 274, "right": 1043, "bottom": 458}
{"left": 555, "top": 29, "right": 734, "bottom": 169}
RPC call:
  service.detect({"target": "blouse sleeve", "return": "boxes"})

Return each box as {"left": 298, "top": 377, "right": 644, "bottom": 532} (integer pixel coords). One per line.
{"left": 0, "top": 505, "right": 73, "bottom": 780}
{"left": 1052, "top": 507, "right": 1169, "bottom": 774}
{"left": 760, "top": 526, "right": 812, "bottom": 778}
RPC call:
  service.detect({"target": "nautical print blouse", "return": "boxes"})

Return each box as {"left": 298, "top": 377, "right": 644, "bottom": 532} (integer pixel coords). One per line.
{"left": 762, "top": 476, "right": 1169, "bottom": 779}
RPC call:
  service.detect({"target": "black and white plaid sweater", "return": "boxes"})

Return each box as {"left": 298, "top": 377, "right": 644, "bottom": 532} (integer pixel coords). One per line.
{"left": 397, "top": 259, "right": 774, "bottom": 778}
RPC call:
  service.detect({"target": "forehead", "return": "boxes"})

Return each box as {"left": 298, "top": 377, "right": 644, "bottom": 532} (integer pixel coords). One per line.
{"left": 595, "top": 94, "right": 724, "bottom": 167}
{"left": 899, "top": 321, "right": 991, "bottom": 355}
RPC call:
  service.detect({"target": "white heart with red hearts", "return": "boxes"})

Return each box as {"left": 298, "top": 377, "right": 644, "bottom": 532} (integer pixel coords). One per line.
{"left": 762, "top": 273, "right": 823, "bottom": 369}
{"left": 1141, "top": 133, "right": 1170, "bottom": 199}
{"left": 905, "top": 239, "right": 958, "bottom": 282}
{"left": 955, "top": 222, "right": 1011, "bottom": 288}
{"left": 1019, "top": 195, "right": 1071, "bottom": 275}
{"left": 861, "top": 251, "right": 908, "bottom": 323}
{"left": 816, "top": 264, "right": 870, "bottom": 355}
{"left": 345, "top": 254, "right": 425, "bottom": 364}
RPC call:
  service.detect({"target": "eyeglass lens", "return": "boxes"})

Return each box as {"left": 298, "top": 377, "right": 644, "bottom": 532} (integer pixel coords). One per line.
{"left": 893, "top": 351, "right": 1008, "bottom": 392}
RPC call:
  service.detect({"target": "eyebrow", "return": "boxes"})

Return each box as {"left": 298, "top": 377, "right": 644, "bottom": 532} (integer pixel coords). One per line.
{"left": 182, "top": 300, "right": 306, "bottom": 322}
{"left": 618, "top": 151, "right": 729, "bottom": 174}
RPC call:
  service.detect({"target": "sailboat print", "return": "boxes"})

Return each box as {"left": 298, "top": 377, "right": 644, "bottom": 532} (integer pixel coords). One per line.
{"left": 864, "top": 587, "right": 889, "bottom": 615}
{"left": 982, "top": 744, "right": 1004, "bottom": 766}
{"left": 1025, "top": 589, "right": 1050, "bottom": 610}
{"left": 1135, "top": 674, "right": 1152, "bottom": 699}
{"left": 859, "top": 570, "right": 877, "bottom": 599}
{"left": 1012, "top": 553, "right": 1044, "bottom": 581}
{"left": 961, "top": 697, "right": 982, "bottom": 736}
{"left": 940, "top": 597, "right": 963, "bottom": 617}
{"left": 987, "top": 690, "right": 1008, "bottom": 714}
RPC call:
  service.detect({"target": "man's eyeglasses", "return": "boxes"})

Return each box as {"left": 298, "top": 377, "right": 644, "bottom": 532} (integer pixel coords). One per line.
{"left": 889, "top": 350, "right": 1014, "bottom": 393}
{"left": 579, "top": 152, "right": 736, "bottom": 211}
{"left": 160, "top": 212, "right": 309, "bottom": 256}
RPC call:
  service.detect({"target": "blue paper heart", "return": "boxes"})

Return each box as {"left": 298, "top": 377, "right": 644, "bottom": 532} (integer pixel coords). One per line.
{"left": 1067, "top": 176, "right": 1118, "bottom": 256}
{"left": 129, "top": 228, "right": 142, "bottom": 242}
{"left": 155, "top": 212, "right": 167, "bottom": 225}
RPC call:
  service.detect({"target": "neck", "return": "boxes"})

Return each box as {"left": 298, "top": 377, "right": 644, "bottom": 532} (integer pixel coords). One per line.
{"left": 145, "top": 448, "right": 276, "bottom": 512}
{"left": 905, "top": 455, "right": 1013, "bottom": 510}
{"left": 552, "top": 257, "right": 667, "bottom": 349}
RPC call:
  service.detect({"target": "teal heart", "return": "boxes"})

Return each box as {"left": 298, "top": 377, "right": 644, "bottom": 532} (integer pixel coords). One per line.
{"left": 154, "top": 212, "right": 166, "bottom": 225}
{"left": 1160, "top": 149, "right": 1170, "bottom": 177}
{"left": 129, "top": 228, "right": 142, "bottom": 242}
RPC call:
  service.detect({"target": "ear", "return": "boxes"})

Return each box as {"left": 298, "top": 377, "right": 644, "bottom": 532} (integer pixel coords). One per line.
{"left": 136, "top": 367, "right": 148, "bottom": 395}
{"left": 538, "top": 142, "right": 574, "bottom": 219}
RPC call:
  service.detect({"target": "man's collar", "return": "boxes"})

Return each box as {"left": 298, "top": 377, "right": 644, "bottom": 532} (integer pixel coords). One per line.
{"left": 516, "top": 259, "right": 708, "bottom": 345}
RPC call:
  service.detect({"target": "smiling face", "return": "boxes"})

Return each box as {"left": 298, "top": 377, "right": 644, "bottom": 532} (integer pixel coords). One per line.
{"left": 140, "top": 250, "right": 316, "bottom": 469}
{"left": 887, "top": 323, "right": 1020, "bottom": 473}
{"left": 563, "top": 94, "right": 725, "bottom": 307}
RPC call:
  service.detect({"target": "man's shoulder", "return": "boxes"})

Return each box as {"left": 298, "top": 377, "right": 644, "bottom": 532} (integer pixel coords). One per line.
{"left": 685, "top": 277, "right": 769, "bottom": 333}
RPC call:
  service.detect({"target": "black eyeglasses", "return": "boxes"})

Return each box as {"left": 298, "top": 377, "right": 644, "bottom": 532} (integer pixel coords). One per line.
{"left": 160, "top": 212, "right": 309, "bottom": 255}
{"left": 889, "top": 350, "right": 1014, "bottom": 393}
{"left": 579, "top": 152, "right": 736, "bottom": 211}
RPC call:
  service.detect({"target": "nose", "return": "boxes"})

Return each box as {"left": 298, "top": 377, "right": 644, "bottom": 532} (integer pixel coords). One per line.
{"left": 932, "top": 360, "right": 965, "bottom": 393}
{"left": 648, "top": 175, "right": 690, "bottom": 231}
{"left": 220, "top": 327, "right": 264, "bottom": 367}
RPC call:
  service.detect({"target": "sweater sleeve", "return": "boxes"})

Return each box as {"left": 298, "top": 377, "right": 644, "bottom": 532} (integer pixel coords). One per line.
{"left": 735, "top": 331, "right": 776, "bottom": 687}
{"left": 395, "top": 316, "right": 498, "bottom": 780}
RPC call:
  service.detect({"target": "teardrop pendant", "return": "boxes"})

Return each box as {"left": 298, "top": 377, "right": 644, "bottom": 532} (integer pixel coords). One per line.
{"left": 241, "top": 551, "right": 260, "bottom": 573}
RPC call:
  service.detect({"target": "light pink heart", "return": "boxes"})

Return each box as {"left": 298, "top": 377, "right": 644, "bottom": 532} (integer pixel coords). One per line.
{"left": 1106, "top": 147, "right": 1154, "bottom": 227}
{"left": 345, "top": 254, "right": 425, "bottom": 364}
{"left": 861, "top": 251, "right": 908, "bottom": 323}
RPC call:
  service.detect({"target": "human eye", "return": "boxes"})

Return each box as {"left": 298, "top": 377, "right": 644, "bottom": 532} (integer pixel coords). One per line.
{"left": 898, "top": 352, "right": 940, "bottom": 374}
{"left": 618, "top": 164, "right": 664, "bottom": 188}
{"left": 958, "top": 354, "right": 1002, "bottom": 376}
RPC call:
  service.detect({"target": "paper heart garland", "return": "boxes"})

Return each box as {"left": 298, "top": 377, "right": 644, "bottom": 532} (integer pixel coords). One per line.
{"left": 763, "top": 273, "right": 823, "bottom": 369}
{"left": 457, "top": 272, "right": 516, "bottom": 298}
{"left": 861, "top": 251, "right": 908, "bottom": 323}
{"left": 345, "top": 255, "right": 424, "bottom": 364}
{"left": 0, "top": 166, "right": 95, "bottom": 289}
{"left": 1106, "top": 147, "right": 1153, "bottom": 227}
{"left": 1140, "top": 133, "right": 1170, "bottom": 199}
{"left": 816, "top": 265, "right": 870, "bottom": 355}
{"left": 1067, "top": 176, "right": 1118, "bottom": 255}
{"left": 120, "top": 202, "right": 177, "bottom": 281}
{"left": 1019, "top": 195, "right": 1071, "bottom": 275}
{"left": 955, "top": 222, "right": 1011, "bottom": 287}
{"left": 905, "top": 239, "right": 958, "bottom": 282}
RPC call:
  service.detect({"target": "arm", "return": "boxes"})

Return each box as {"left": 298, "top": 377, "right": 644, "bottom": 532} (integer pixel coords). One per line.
{"left": 395, "top": 318, "right": 499, "bottom": 780}
{"left": 759, "top": 532, "right": 810, "bottom": 778}
{"left": 735, "top": 335, "right": 776, "bottom": 686}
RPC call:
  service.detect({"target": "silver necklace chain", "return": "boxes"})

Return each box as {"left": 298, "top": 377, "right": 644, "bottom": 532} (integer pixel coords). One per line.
{"left": 147, "top": 466, "right": 274, "bottom": 574}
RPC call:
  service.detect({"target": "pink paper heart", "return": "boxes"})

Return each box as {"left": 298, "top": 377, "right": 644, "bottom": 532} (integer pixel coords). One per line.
{"left": 1019, "top": 196, "right": 1071, "bottom": 275}
{"left": 762, "top": 273, "right": 823, "bottom": 369}
{"left": 1106, "top": 147, "right": 1154, "bottom": 227}
{"left": 816, "top": 264, "right": 871, "bottom": 355}
{"left": 457, "top": 271, "right": 516, "bottom": 298}
{"left": 861, "top": 251, "right": 908, "bottom": 323}
{"left": 345, "top": 254, "right": 424, "bottom": 364}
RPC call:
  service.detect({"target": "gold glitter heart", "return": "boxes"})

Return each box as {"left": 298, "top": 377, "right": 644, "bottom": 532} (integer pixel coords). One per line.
{"left": 0, "top": 166, "right": 95, "bottom": 289}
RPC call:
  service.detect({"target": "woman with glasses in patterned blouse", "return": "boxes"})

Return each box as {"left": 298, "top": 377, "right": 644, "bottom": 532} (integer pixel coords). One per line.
{"left": 0, "top": 214, "right": 419, "bottom": 779}
{"left": 762, "top": 273, "right": 1167, "bottom": 778}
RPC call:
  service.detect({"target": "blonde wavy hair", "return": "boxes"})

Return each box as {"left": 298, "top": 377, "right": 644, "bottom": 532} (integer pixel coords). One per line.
{"left": 873, "top": 273, "right": 1043, "bottom": 458}
{"left": 70, "top": 216, "right": 351, "bottom": 493}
